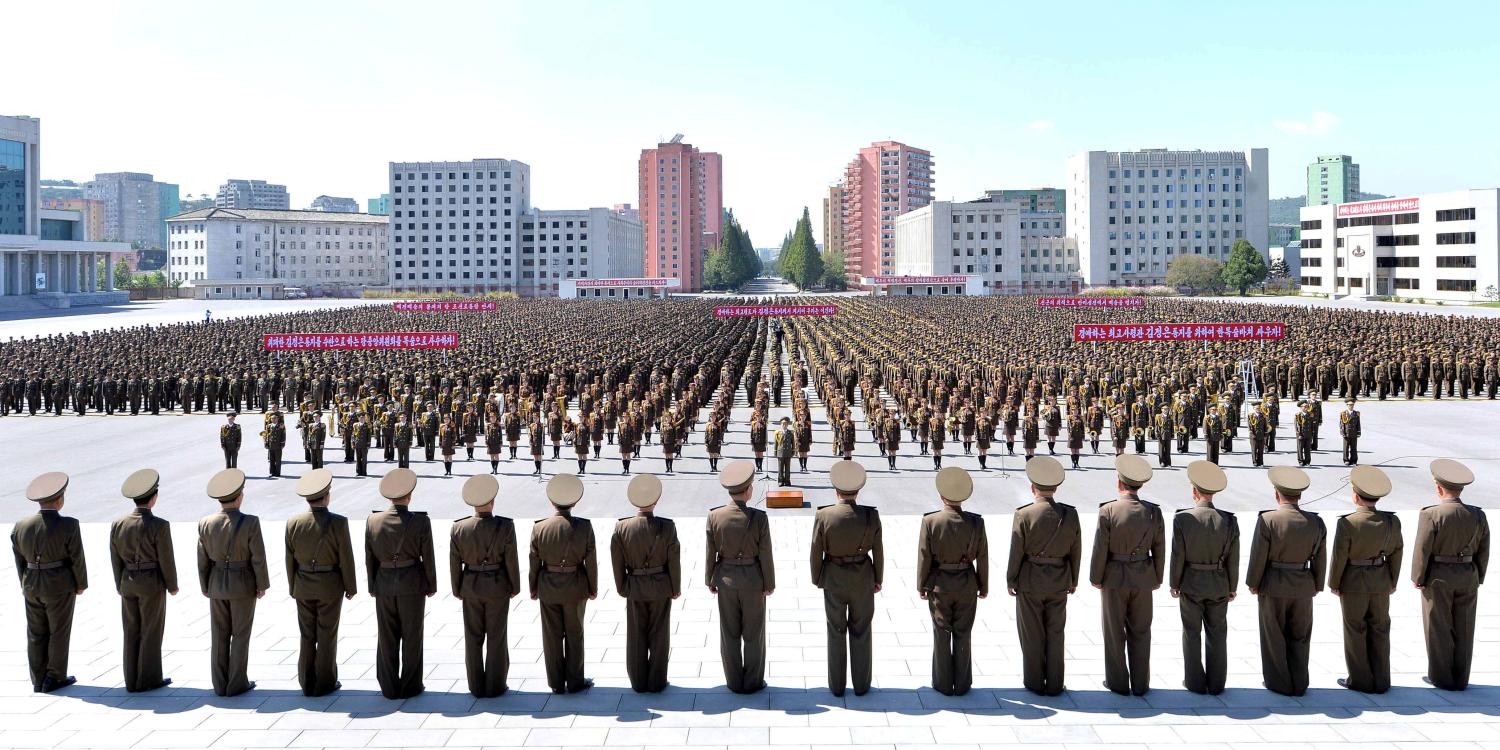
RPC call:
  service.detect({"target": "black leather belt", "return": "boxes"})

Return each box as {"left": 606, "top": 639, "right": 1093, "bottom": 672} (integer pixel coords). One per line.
{"left": 938, "top": 562, "right": 973, "bottom": 571}
{"left": 380, "top": 559, "right": 418, "bottom": 569}
{"left": 1111, "top": 554, "right": 1150, "bottom": 563}
{"left": 26, "top": 560, "right": 64, "bottom": 570}
{"left": 718, "top": 557, "right": 758, "bottom": 566}
{"left": 828, "top": 554, "right": 868, "bottom": 565}
{"left": 1187, "top": 562, "right": 1223, "bottom": 571}
{"left": 124, "top": 562, "right": 159, "bottom": 571}
{"left": 1270, "top": 561, "right": 1309, "bottom": 571}
{"left": 1027, "top": 556, "right": 1065, "bottom": 566}
{"left": 628, "top": 565, "right": 665, "bottom": 576}
{"left": 545, "top": 564, "right": 578, "bottom": 574}
{"left": 1433, "top": 554, "right": 1474, "bottom": 564}
{"left": 467, "top": 563, "right": 501, "bottom": 573}
{"left": 1347, "top": 557, "right": 1387, "bottom": 567}
{"left": 218, "top": 561, "right": 249, "bottom": 570}
{"left": 302, "top": 564, "right": 339, "bottom": 573}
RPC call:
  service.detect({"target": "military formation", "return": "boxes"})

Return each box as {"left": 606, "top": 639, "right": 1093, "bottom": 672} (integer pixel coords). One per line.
{"left": 11, "top": 455, "right": 1487, "bottom": 699}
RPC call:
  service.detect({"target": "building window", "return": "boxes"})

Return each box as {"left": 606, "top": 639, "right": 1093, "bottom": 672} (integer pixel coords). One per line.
{"left": 1375, "top": 235, "right": 1419, "bottom": 247}
{"left": 1302, "top": 238, "right": 1323, "bottom": 249}
{"left": 1436, "top": 232, "right": 1476, "bottom": 245}
{"left": 1375, "top": 257, "right": 1420, "bottom": 268}
{"left": 1300, "top": 257, "right": 1322, "bottom": 268}
{"left": 1300, "top": 219, "right": 1321, "bottom": 231}
{"left": 1435, "top": 255, "right": 1477, "bottom": 269}
{"left": 1436, "top": 279, "right": 1477, "bottom": 292}
{"left": 1436, "top": 208, "right": 1477, "bottom": 222}
{"left": 1393, "top": 278, "right": 1419, "bottom": 290}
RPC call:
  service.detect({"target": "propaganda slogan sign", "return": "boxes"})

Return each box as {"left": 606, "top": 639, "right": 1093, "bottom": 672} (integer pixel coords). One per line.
{"left": 1073, "top": 323, "right": 1285, "bottom": 342}
{"left": 1038, "top": 296, "right": 1145, "bottom": 308}
{"left": 264, "top": 332, "right": 460, "bottom": 351}
{"left": 392, "top": 301, "right": 497, "bottom": 312}
{"left": 713, "top": 304, "right": 838, "bottom": 318}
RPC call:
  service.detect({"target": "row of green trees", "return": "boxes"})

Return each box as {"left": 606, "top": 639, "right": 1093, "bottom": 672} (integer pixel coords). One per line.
{"left": 777, "top": 207, "right": 846, "bottom": 290}
{"left": 703, "top": 210, "right": 760, "bottom": 290}
{"left": 1164, "top": 239, "right": 1269, "bottom": 295}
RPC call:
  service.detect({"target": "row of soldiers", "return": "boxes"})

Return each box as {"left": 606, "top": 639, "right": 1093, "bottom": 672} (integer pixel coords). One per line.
{"left": 13, "top": 456, "right": 1487, "bottom": 699}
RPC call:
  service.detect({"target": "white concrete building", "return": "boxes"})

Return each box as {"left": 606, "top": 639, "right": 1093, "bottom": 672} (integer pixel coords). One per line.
{"left": 387, "top": 159, "right": 532, "bottom": 293}
{"left": 216, "top": 179, "right": 290, "bottom": 210}
{"left": 520, "top": 207, "right": 644, "bottom": 296}
{"left": 1297, "top": 190, "right": 1500, "bottom": 302}
{"left": 892, "top": 200, "right": 1079, "bottom": 294}
{"left": 1067, "top": 148, "right": 1269, "bottom": 287}
{"left": 166, "top": 207, "right": 388, "bottom": 292}
{"left": 1, "top": 115, "right": 131, "bottom": 310}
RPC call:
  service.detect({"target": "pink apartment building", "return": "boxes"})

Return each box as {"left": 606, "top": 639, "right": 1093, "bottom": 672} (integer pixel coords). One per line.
{"left": 842, "top": 141, "right": 933, "bottom": 286}
{"left": 638, "top": 138, "right": 723, "bottom": 292}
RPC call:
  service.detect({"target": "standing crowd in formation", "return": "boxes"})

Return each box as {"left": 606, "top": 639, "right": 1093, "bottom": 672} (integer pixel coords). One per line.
{"left": 12, "top": 454, "right": 1487, "bottom": 700}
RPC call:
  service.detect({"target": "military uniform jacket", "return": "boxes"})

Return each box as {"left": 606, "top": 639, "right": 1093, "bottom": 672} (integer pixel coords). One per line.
{"left": 11, "top": 510, "right": 87, "bottom": 599}
{"left": 1246, "top": 506, "right": 1327, "bottom": 597}
{"left": 1412, "top": 500, "right": 1489, "bottom": 589}
{"left": 1169, "top": 504, "right": 1239, "bottom": 598}
{"left": 220, "top": 424, "right": 242, "bottom": 449}
{"left": 610, "top": 513, "right": 681, "bottom": 601}
{"left": 196, "top": 510, "right": 270, "bottom": 599}
{"left": 918, "top": 507, "right": 988, "bottom": 596}
{"left": 810, "top": 503, "right": 884, "bottom": 591}
{"left": 1006, "top": 499, "right": 1081, "bottom": 594}
{"left": 705, "top": 502, "right": 775, "bottom": 592}
{"left": 450, "top": 512, "right": 521, "bottom": 601}
{"left": 1340, "top": 410, "right": 1361, "bottom": 438}
{"left": 1091, "top": 496, "right": 1166, "bottom": 589}
{"left": 1329, "top": 507, "right": 1402, "bottom": 595}
{"left": 109, "top": 508, "right": 178, "bottom": 596}
{"left": 285, "top": 508, "right": 357, "bottom": 600}
{"left": 364, "top": 507, "right": 437, "bottom": 597}
{"left": 528, "top": 512, "right": 598, "bottom": 604}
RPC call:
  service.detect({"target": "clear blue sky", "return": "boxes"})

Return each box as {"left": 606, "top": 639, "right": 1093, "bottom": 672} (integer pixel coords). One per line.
{"left": 12, "top": 0, "right": 1500, "bottom": 245}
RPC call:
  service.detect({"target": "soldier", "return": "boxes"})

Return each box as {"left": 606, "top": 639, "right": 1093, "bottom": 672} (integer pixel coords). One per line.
{"left": 366, "top": 468, "right": 436, "bottom": 699}
{"left": 1330, "top": 465, "right": 1401, "bottom": 694}
{"left": 572, "top": 415, "right": 591, "bottom": 475}
{"left": 1340, "top": 398, "right": 1361, "bottom": 466}
{"left": 1309, "top": 396, "right": 1324, "bottom": 451}
{"left": 1066, "top": 411, "right": 1085, "bottom": 469}
{"left": 1247, "top": 400, "right": 1267, "bottom": 467}
{"left": 1412, "top": 459, "right": 1489, "bottom": 691}
{"left": 1294, "top": 401, "right": 1315, "bottom": 467}
{"left": 1153, "top": 408, "right": 1172, "bottom": 468}
{"left": 611, "top": 473, "right": 681, "bottom": 693}
{"left": 307, "top": 411, "right": 327, "bottom": 470}
{"left": 394, "top": 413, "right": 413, "bottom": 469}
{"left": 264, "top": 411, "right": 287, "bottom": 478}
{"left": 809, "top": 461, "right": 882, "bottom": 697}
{"left": 451, "top": 474, "right": 520, "bottom": 698}
{"left": 1203, "top": 405, "right": 1223, "bottom": 465}
{"left": 350, "top": 413, "right": 373, "bottom": 477}
{"left": 286, "top": 468, "right": 357, "bottom": 697}
{"left": 1170, "top": 461, "right": 1238, "bottom": 695}
{"left": 706, "top": 460, "right": 775, "bottom": 694}
{"left": 529, "top": 473, "right": 598, "bottom": 694}
{"left": 1246, "top": 466, "right": 1325, "bottom": 696}
{"left": 485, "top": 415, "right": 504, "bottom": 474}
{"left": 12, "top": 472, "right": 86, "bottom": 693}
{"left": 110, "top": 469, "right": 178, "bottom": 693}
{"left": 420, "top": 403, "right": 439, "bottom": 462}
{"left": 1008, "top": 456, "right": 1081, "bottom": 696}
{"left": 919, "top": 465, "right": 988, "bottom": 696}
{"left": 1091, "top": 455, "right": 1164, "bottom": 696}
{"left": 220, "top": 413, "right": 242, "bottom": 469}
{"left": 197, "top": 468, "right": 269, "bottom": 697}
{"left": 773, "top": 416, "right": 795, "bottom": 486}
{"left": 527, "top": 417, "right": 546, "bottom": 476}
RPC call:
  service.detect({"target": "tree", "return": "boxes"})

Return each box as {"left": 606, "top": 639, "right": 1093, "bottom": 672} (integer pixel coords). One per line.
{"left": 1165, "top": 255, "right": 1224, "bottom": 295}
{"left": 1484, "top": 285, "right": 1499, "bottom": 302}
{"left": 702, "top": 243, "right": 729, "bottom": 289}
{"left": 821, "top": 246, "right": 848, "bottom": 290}
{"left": 1267, "top": 258, "right": 1291, "bottom": 280}
{"left": 113, "top": 258, "right": 133, "bottom": 289}
{"left": 1220, "top": 239, "right": 1268, "bottom": 296}
{"left": 777, "top": 229, "right": 800, "bottom": 284}
{"left": 780, "top": 207, "right": 822, "bottom": 289}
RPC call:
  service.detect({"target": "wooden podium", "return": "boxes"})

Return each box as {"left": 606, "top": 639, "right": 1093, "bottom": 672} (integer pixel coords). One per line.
{"left": 766, "top": 489, "right": 804, "bottom": 509}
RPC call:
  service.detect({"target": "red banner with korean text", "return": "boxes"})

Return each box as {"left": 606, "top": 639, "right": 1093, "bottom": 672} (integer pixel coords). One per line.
{"left": 264, "top": 332, "right": 461, "bottom": 351}
{"left": 1038, "top": 296, "right": 1145, "bottom": 308}
{"left": 392, "top": 301, "right": 496, "bottom": 312}
{"left": 713, "top": 304, "right": 838, "bottom": 318}
{"left": 1072, "top": 323, "right": 1285, "bottom": 342}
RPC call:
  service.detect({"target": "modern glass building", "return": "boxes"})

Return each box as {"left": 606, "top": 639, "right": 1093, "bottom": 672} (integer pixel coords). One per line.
{"left": 0, "top": 138, "right": 27, "bottom": 236}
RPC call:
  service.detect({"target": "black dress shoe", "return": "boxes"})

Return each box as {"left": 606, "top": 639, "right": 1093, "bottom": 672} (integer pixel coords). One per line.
{"left": 1337, "top": 678, "right": 1353, "bottom": 690}
{"left": 829, "top": 689, "right": 845, "bottom": 698}
{"left": 853, "top": 687, "right": 869, "bottom": 697}
{"left": 332, "top": 681, "right": 342, "bottom": 691}
{"left": 567, "top": 679, "right": 594, "bottom": 693}
{"left": 41, "top": 676, "right": 77, "bottom": 693}
{"left": 552, "top": 686, "right": 566, "bottom": 694}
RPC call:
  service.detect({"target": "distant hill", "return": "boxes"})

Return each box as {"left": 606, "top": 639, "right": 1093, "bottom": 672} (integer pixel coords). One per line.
{"left": 1270, "top": 192, "right": 1391, "bottom": 225}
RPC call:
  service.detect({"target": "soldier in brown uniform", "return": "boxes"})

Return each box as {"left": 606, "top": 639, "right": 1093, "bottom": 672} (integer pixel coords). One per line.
{"left": 919, "top": 465, "right": 988, "bottom": 696}
{"left": 706, "top": 460, "right": 775, "bottom": 694}
{"left": 810, "top": 461, "right": 883, "bottom": 697}
{"left": 1412, "top": 459, "right": 1489, "bottom": 690}
{"left": 1340, "top": 399, "right": 1361, "bottom": 466}
{"left": 450, "top": 474, "right": 520, "bottom": 698}
{"left": 611, "top": 474, "right": 681, "bottom": 693}
{"left": 1330, "top": 465, "right": 1402, "bottom": 694}
{"left": 1169, "top": 461, "right": 1238, "bottom": 695}
{"left": 1007, "top": 457, "right": 1081, "bottom": 696}
{"left": 366, "top": 468, "right": 436, "bottom": 699}
{"left": 1246, "top": 466, "right": 1325, "bottom": 696}
{"left": 220, "top": 413, "right": 242, "bottom": 469}
{"left": 110, "top": 469, "right": 178, "bottom": 693}
{"left": 529, "top": 473, "right": 598, "bottom": 694}
{"left": 286, "top": 468, "right": 357, "bottom": 697}
{"left": 1091, "top": 455, "right": 1165, "bottom": 695}
{"left": 197, "top": 468, "right": 269, "bottom": 697}
{"left": 12, "top": 472, "right": 86, "bottom": 693}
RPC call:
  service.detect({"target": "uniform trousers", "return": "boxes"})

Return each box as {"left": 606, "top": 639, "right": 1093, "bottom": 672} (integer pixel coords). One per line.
{"left": 625, "top": 598, "right": 671, "bottom": 693}
{"left": 461, "top": 597, "right": 510, "bottom": 697}
{"left": 121, "top": 589, "right": 167, "bottom": 692}
{"left": 1258, "top": 595, "right": 1313, "bottom": 696}
{"left": 1016, "top": 591, "right": 1068, "bottom": 696}
{"left": 1339, "top": 592, "right": 1391, "bottom": 693}
{"left": 24, "top": 594, "right": 74, "bottom": 690}
{"left": 267, "top": 448, "right": 283, "bottom": 476}
{"left": 538, "top": 599, "right": 587, "bottom": 693}
{"left": 1343, "top": 437, "right": 1358, "bottom": 464}
{"left": 295, "top": 597, "right": 343, "bottom": 696}
{"left": 375, "top": 594, "right": 426, "bottom": 698}
{"left": 1421, "top": 582, "right": 1478, "bottom": 690}
{"left": 927, "top": 591, "right": 977, "bottom": 695}
{"left": 209, "top": 597, "right": 256, "bottom": 696}
{"left": 716, "top": 587, "right": 767, "bottom": 692}
{"left": 822, "top": 584, "right": 875, "bottom": 695}
{"left": 1101, "top": 586, "right": 1153, "bottom": 695}
{"left": 1179, "top": 593, "right": 1229, "bottom": 694}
